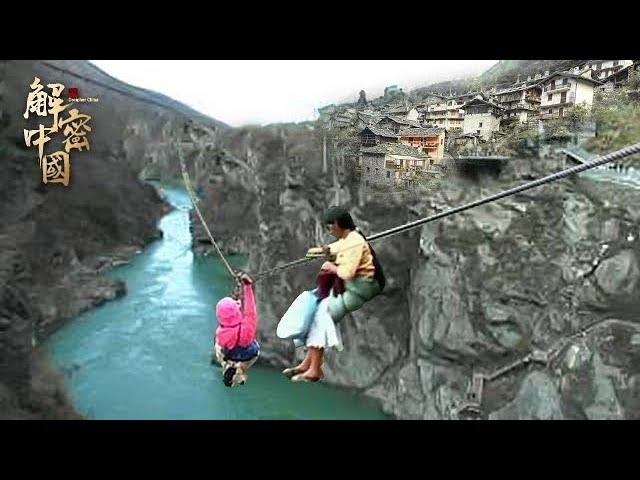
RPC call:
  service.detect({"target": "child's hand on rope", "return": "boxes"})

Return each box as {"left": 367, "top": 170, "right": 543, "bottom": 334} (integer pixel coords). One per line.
{"left": 230, "top": 274, "right": 244, "bottom": 301}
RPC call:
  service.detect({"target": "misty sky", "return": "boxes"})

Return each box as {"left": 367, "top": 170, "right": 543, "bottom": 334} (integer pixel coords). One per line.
{"left": 91, "top": 60, "right": 498, "bottom": 127}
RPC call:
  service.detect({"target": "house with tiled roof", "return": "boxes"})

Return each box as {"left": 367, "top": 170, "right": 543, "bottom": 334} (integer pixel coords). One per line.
{"left": 398, "top": 127, "right": 446, "bottom": 163}
{"left": 359, "top": 143, "right": 431, "bottom": 187}
{"left": 576, "top": 60, "right": 634, "bottom": 82}
{"left": 382, "top": 104, "right": 420, "bottom": 122}
{"left": 461, "top": 96, "right": 504, "bottom": 140}
{"left": 490, "top": 83, "right": 542, "bottom": 124}
{"left": 375, "top": 115, "right": 422, "bottom": 133}
{"left": 355, "top": 111, "right": 383, "bottom": 129}
{"left": 598, "top": 60, "right": 640, "bottom": 91}
{"left": 423, "top": 94, "right": 474, "bottom": 131}
{"left": 359, "top": 125, "right": 400, "bottom": 146}
{"left": 539, "top": 70, "right": 602, "bottom": 120}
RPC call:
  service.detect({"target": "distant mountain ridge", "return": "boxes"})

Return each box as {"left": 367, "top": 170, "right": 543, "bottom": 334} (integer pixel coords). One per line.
{"left": 479, "top": 59, "right": 583, "bottom": 84}
{"left": 328, "top": 60, "right": 585, "bottom": 106}
{"left": 41, "top": 60, "right": 231, "bottom": 132}
{"left": 410, "top": 60, "right": 583, "bottom": 98}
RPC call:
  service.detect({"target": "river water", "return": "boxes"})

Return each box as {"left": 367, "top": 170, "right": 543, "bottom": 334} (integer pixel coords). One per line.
{"left": 44, "top": 185, "right": 387, "bottom": 420}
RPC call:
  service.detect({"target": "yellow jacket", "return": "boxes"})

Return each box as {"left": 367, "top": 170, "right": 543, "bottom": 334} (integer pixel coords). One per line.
{"left": 328, "top": 231, "right": 375, "bottom": 281}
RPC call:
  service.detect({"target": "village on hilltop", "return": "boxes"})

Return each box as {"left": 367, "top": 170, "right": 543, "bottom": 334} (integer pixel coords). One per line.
{"left": 316, "top": 60, "right": 640, "bottom": 188}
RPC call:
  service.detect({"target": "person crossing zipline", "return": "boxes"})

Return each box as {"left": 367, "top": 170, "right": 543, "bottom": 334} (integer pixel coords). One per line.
{"left": 177, "top": 131, "right": 640, "bottom": 386}
{"left": 277, "top": 206, "right": 385, "bottom": 383}
{"left": 212, "top": 272, "right": 260, "bottom": 387}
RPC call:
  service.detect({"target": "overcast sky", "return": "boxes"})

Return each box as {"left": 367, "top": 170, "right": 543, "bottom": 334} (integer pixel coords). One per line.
{"left": 91, "top": 60, "right": 498, "bottom": 127}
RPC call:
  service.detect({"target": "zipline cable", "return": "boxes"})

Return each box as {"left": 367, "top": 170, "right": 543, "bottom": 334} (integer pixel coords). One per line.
{"left": 252, "top": 142, "right": 640, "bottom": 280}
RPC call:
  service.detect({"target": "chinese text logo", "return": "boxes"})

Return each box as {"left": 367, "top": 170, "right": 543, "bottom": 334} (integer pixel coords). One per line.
{"left": 23, "top": 77, "right": 93, "bottom": 186}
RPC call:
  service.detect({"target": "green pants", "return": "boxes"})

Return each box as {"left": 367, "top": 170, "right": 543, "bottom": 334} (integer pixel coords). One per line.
{"left": 326, "top": 277, "right": 382, "bottom": 323}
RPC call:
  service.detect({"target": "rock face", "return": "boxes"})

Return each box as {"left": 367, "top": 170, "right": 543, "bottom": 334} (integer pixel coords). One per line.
{"left": 198, "top": 126, "right": 640, "bottom": 419}
{"left": 194, "top": 126, "right": 419, "bottom": 396}
{"left": 2, "top": 59, "right": 639, "bottom": 419}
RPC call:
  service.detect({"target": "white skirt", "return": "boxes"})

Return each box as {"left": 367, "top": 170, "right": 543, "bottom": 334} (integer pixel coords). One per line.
{"left": 304, "top": 296, "right": 344, "bottom": 351}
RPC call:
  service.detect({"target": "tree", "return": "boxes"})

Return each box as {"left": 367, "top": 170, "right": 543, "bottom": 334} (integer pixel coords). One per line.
{"left": 469, "top": 77, "right": 483, "bottom": 93}
{"left": 356, "top": 90, "right": 367, "bottom": 109}
{"left": 588, "top": 102, "right": 640, "bottom": 166}
{"left": 564, "top": 105, "right": 589, "bottom": 132}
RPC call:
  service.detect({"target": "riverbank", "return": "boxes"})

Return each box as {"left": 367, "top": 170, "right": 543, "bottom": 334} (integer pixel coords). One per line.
{"left": 0, "top": 145, "right": 170, "bottom": 419}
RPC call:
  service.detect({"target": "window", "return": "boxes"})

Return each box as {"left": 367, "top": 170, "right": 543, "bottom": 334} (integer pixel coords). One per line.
{"left": 547, "top": 94, "right": 553, "bottom": 101}
{"left": 563, "top": 78, "right": 568, "bottom": 85}
{"left": 548, "top": 108, "right": 552, "bottom": 114}
{"left": 367, "top": 167, "right": 370, "bottom": 172}
{"left": 559, "top": 107, "right": 564, "bottom": 117}
{"left": 479, "top": 122, "right": 483, "bottom": 127}
{"left": 560, "top": 92, "right": 567, "bottom": 103}
{"left": 387, "top": 171, "right": 391, "bottom": 178}
{"left": 477, "top": 129, "right": 481, "bottom": 134}
{"left": 614, "top": 60, "right": 619, "bottom": 66}
{"left": 430, "top": 159, "right": 434, "bottom": 165}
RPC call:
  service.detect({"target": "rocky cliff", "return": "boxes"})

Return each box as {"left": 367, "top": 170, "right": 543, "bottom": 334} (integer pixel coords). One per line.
{"left": 2, "top": 60, "right": 639, "bottom": 420}
{"left": 194, "top": 126, "right": 640, "bottom": 419}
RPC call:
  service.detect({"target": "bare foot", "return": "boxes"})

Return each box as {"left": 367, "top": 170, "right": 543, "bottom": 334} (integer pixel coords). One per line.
{"left": 294, "top": 369, "right": 323, "bottom": 382}
{"left": 283, "top": 354, "right": 312, "bottom": 376}
{"left": 294, "top": 361, "right": 311, "bottom": 371}
{"left": 282, "top": 364, "right": 309, "bottom": 378}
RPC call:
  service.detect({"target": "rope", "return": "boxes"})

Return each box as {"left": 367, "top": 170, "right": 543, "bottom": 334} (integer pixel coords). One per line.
{"left": 366, "top": 142, "right": 640, "bottom": 241}
{"left": 252, "top": 142, "right": 640, "bottom": 280}
{"left": 253, "top": 256, "right": 317, "bottom": 280}
{"left": 177, "top": 142, "right": 237, "bottom": 280}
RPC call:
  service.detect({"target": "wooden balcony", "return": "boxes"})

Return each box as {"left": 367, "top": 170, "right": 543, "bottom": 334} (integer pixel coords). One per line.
{"left": 544, "top": 84, "right": 571, "bottom": 92}
{"left": 538, "top": 112, "right": 563, "bottom": 120}
{"left": 504, "top": 102, "right": 538, "bottom": 111}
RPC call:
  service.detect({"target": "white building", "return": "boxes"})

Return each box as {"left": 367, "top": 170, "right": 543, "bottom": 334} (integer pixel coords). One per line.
{"left": 598, "top": 60, "right": 640, "bottom": 91}
{"left": 490, "top": 84, "right": 542, "bottom": 124}
{"left": 424, "top": 96, "right": 465, "bottom": 130}
{"left": 383, "top": 105, "right": 420, "bottom": 122}
{"left": 461, "top": 96, "right": 504, "bottom": 140}
{"left": 539, "top": 71, "right": 601, "bottom": 120}
{"left": 580, "top": 60, "right": 634, "bottom": 81}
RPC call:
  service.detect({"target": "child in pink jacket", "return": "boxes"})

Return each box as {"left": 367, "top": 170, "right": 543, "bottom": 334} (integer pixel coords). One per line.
{"left": 212, "top": 273, "right": 260, "bottom": 387}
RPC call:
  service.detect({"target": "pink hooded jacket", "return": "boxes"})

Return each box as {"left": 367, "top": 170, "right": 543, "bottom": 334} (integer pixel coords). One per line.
{"left": 214, "top": 283, "right": 257, "bottom": 350}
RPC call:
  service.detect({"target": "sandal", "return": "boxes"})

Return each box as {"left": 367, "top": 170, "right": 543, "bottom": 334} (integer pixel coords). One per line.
{"left": 290, "top": 372, "right": 324, "bottom": 383}
{"left": 282, "top": 367, "right": 307, "bottom": 378}
{"left": 223, "top": 366, "right": 237, "bottom": 387}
